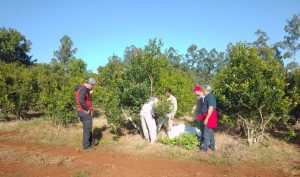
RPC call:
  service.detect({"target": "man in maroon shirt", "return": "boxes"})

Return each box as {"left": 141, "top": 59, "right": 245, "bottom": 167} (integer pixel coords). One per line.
{"left": 75, "top": 78, "right": 96, "bottom": 151}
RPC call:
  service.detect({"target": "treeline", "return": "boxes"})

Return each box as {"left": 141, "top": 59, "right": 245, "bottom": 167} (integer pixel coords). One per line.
{"left": 0, "top": 14, "right": 299, "bottom": 144}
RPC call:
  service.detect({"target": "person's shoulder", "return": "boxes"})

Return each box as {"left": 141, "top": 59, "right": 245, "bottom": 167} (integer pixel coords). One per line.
{"left": 79, "top": 85, "right": 89, "bottom": 93}
{"left": 210, "top": 93, "right": 216, "bottom": 99}
{"left": 171, "top": 94, "right": 177, "bottom": 100}
{"left": 75, "top": 84, "right": 84, "bottom": 91}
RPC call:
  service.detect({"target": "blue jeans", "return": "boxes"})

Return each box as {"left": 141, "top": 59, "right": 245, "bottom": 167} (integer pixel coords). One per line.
{"left": 202, "top": 125, "right": 215, "bottom": 152}
{"left": 77, "top": 111, "right": 93, "bottom": 149}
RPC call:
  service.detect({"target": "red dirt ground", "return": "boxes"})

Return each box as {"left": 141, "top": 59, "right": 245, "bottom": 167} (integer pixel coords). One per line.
{"left": 0, "top": 132, "right": 289, "bottom": 177}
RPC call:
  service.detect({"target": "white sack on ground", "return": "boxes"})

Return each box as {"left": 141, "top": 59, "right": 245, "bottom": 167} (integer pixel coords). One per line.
{"left": 167, "top": 124, "right": 201, "bottom": 139}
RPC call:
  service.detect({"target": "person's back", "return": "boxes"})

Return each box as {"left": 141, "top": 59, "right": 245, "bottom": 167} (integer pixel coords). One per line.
{"left": 140, "top": 98, "right": 157, "bottom": 116}
{"left": 140, "top": 97, "right": 158, "bottom": 143}
{"left": 195, "top": 96, "right": 204, "bottom": 118}
{"left": 202, "top": 93, "right": 217, "bottom": 114}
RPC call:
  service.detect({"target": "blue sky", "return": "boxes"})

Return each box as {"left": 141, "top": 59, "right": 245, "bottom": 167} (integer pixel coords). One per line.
{"left": 1, "top": 0, "right": 299, "bottom": 72}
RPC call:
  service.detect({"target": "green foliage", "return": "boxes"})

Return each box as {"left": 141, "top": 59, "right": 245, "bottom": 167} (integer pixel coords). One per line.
{"left": 159, "top": 134, "right": 199, "bottom": 150}
{"left": 156, "top": 66, "right": 196, "bottom": 116}
{"left": 281, "top": 14, "right": 300, "bottom": 60}
{"left": 153, "top": 97, "right": 172, "bottom": 122}
{"left": 0, "top": 53, "right": 88, "bottom": 124}
{"left": 213, "top": 43, "right": 291, "bottom": 143}
{"left": 0, "top": 61, "right": 40, "bottom": 118}
{"left": 96, "top": 56, "right": 124, "bottom": 126}
{"left": 53, "top": 35, "right": 77, "bottom": 65}
{"left": 286, "top": 66, "right": 300, "bottom": 121}
{"left": 183, "top": 45, "right": 227, "bottom": 83}
{"left": 0, "top": 28, "right": 35, "bottom": 66}
{"left": 97, "top": 39, "right": 196, "bottom": 129}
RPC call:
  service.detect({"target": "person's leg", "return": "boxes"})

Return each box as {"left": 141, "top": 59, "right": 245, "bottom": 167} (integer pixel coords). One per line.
{"left": 202, "top": 125, "right": 210, "bottom": 152}
{"left": 145, "top": 116, "right": 157, "bottom": 143}
{"left": 78, "top": 111, "right": 93, "bottom": 149}
{"left": 167, "top": 114, "right": 173, "bottom": 132}
{"left": 140, "top": 114, "right": 150, "bottom": 141}
{"left": 199, "top": 120, "right": 205, "bottom": 142}
{"left": 209, "top": 129, "right": 215, "bottom": 151}
{"left": 88, "top": 118, "right": 93, "bottom": 147}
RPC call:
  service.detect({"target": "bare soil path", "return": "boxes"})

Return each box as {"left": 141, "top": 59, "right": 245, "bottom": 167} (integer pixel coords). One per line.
{"left": 0, "top": 131, "right": 288, "bottom": 177}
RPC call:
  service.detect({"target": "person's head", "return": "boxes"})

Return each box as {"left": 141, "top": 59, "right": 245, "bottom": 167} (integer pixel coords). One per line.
{"left": 203, "top": 85, "right": 212, "bottom": 96}
{"left": 165, "top": 88, "right": 172, "bottom": 97}
{"left": 85, "top": 78, "right": 96, "bottom": 90}
{"left": 193, "top": 85, "right": 203, "bottom": 96}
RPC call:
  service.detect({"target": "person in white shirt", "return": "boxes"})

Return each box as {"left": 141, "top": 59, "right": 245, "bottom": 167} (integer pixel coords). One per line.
{"left": 140, "top": 97, "right": 158, "bottom": 143}
{"left": 165, "top": 88, "right": 177, "bottom": 132}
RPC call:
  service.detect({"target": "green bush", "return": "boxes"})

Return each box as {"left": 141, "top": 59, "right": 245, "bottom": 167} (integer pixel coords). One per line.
{"left": 97, "top": 39, "right": 196, "bottom": 130}
{"left": 213, "top": 43, "right": 291, "bottom": 144}
{"left": 159, "top": 134, "right": 199, "bottom": 150}
{"left": 153, "top": 97, "right": 172, "bottom": 122}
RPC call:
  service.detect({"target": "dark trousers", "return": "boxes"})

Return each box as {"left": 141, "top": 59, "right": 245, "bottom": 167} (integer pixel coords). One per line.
{"left": 77, "top": 111, "right": 93, "bottom": 149}
{"left": 202, "top": 125, "right": 215, "bottom": 152}
{"left": 198, "top": 120, "right": 205, "bottom": 143}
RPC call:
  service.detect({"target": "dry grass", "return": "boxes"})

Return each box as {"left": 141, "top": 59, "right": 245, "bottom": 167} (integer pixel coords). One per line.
{"left": 0, "top": 146, "right": 74, "bottom": 167}
{"left": 0, "top": 118, "right": 299, "bottom": 176}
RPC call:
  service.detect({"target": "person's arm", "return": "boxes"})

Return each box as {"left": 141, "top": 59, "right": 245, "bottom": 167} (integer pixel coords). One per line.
{"left": 173, "top": 98, "right": 177, "bottom": 113}
{"left": 204, "top": 106, "right": 213, "bottom": 125}
{"left": 79, "top": 88, "right": 90, "bottom": 113}
{"left": 204, "top": 95, "right": 215, "bottom": 125}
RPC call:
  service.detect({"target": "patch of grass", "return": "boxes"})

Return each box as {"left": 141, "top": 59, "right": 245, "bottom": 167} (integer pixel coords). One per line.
{"left": 135, "top": 143, "right": 147, "bottom": 150}
{"left": 98, "top": 136, "right": 115, "bottom": 147}
{"left": 0, "top": 147, "right": 73, "bottom": 168}
{"left": 163, "top": 148, "right": 190, "bottom": 160}
{"left": 73, "top": 170, "right": 90, "bottom": 177}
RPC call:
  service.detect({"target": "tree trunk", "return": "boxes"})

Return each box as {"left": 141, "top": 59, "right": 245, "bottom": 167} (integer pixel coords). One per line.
{"left": 149, "top": 75, "right": 153, "bottom": 96}
{"left": 238, "top": 114, "right": 257, "bottom": 146}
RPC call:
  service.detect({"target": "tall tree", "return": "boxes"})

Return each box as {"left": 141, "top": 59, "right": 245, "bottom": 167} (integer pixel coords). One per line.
{"left": 253, "top": 29, "right": 269, "bottom": 48}
{"left": 166, "top": 47, "right": 182, "bottom": 68}
{"left": 185, "top": 44, "right": 198, "bottom": 68}
{"left": 53, "top": 35, "right": 77, "bottom": 64}
{"left": 281, "top": 14, "right": 300, "bottom": 61}
{"left": 0, "top": 28, "right": 35, "bottom": 66}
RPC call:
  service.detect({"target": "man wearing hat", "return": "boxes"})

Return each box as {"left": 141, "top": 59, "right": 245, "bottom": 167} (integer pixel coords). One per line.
{"left": 193, "top": 85, "right": 205, "bottom": 145}
{"left": 75, "top": 78, "right": 96, "bottom": 151}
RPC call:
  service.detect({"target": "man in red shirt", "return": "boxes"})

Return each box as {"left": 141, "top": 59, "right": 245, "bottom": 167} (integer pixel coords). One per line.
{"left": 75, "top": 78, "right": 96, "bottom": 151}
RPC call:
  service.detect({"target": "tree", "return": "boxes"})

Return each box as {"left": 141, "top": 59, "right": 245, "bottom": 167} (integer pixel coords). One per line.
{"left": 253, "top": 29, "right": 269, "bottom": 49}
{"left": 213, "top": 43, "right": 291, "bottom": 145}
{"left": 0, "top": 28, "right": 35, "bottom": 66}
{"left": 185, "top": 44, "right": 198, "bottom": 68}
{"left": 53, "top": 35, "right": 77, "bottom": 65}
{"left": 97, "top": 39, "right": 197, "bottom": 131}
{"left": 0, "top": 61, "right": 38, "bottom": 118}
{"left": 165, "top": 47, "right": 182, "bottom": 68}
{"left": 184, "top": 46, "right": 226, "bottom": 84}
{"left": 279, "top": 14, "right": 300, "bottom": 61}
{"left": 286, "top": 63, "right": 300, "bottom": 123}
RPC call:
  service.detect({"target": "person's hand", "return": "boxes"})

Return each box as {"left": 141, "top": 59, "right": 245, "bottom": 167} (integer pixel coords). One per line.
{"left": 204, "top": 118, "right": 208, "bottom": 125}
{"left": 85, "top": 110, "right": 90, "bottom": 114}
{"left": 90, "top": 89, "right": 94, "bottom": 94}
